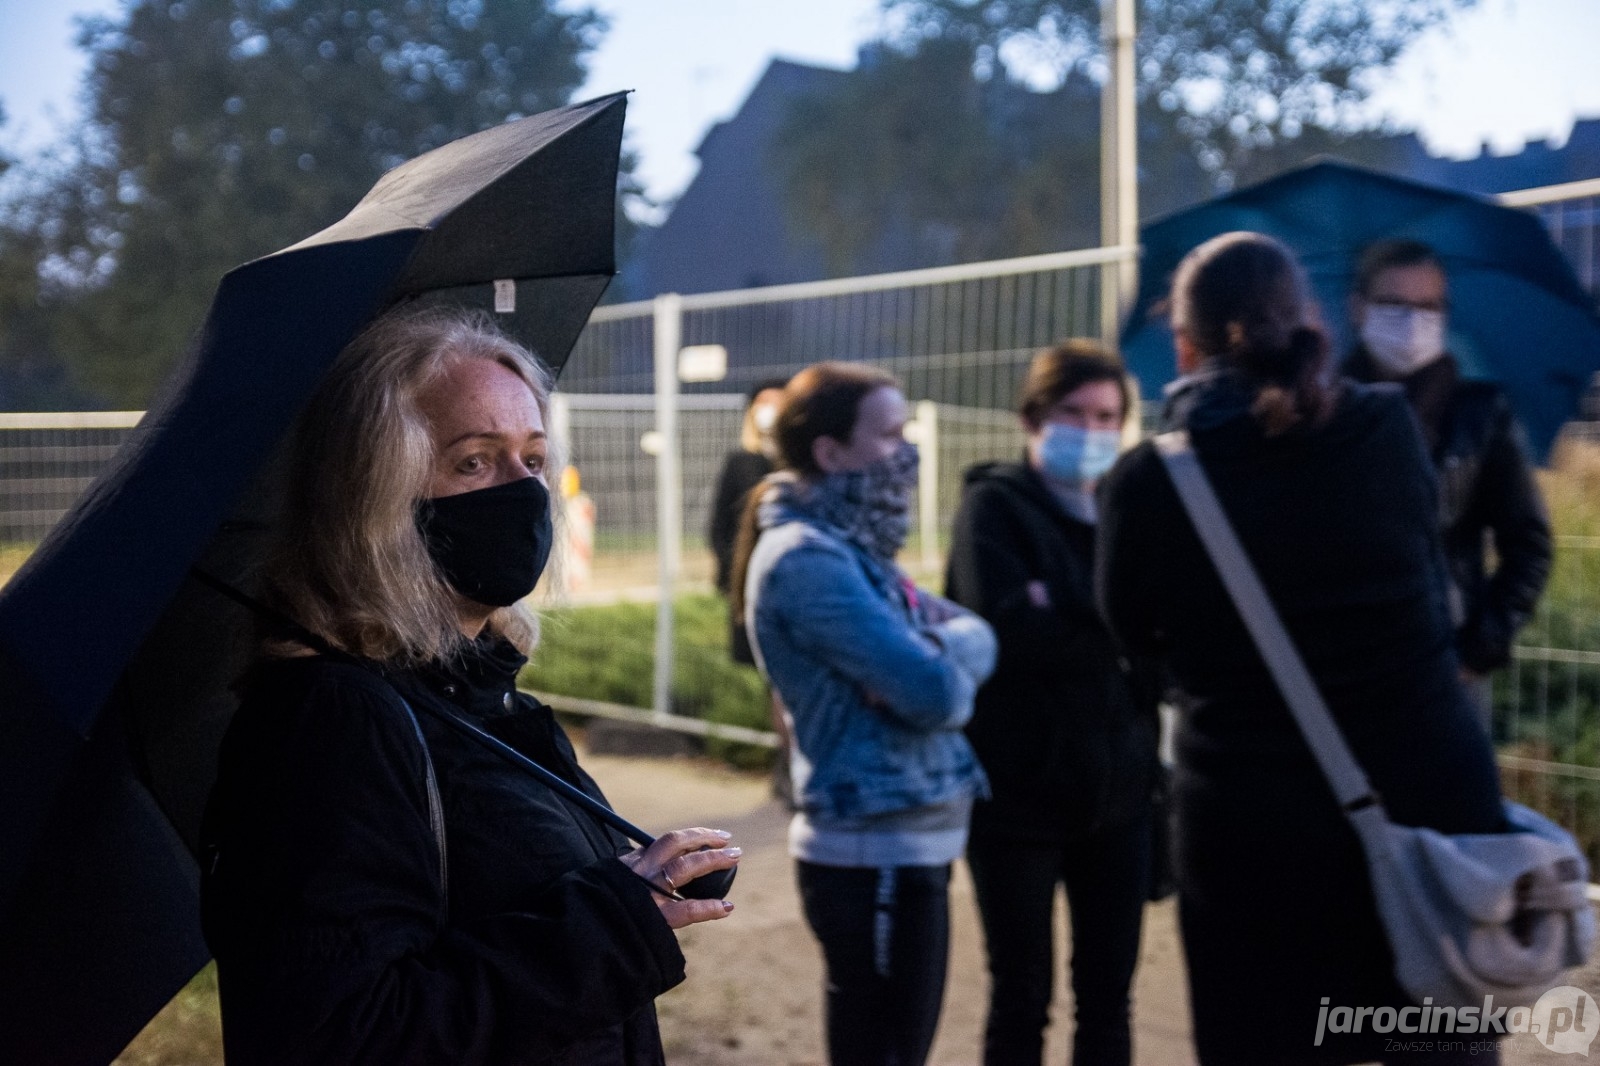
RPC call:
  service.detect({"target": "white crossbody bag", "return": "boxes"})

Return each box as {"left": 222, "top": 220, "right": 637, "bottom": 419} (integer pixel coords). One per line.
{"left": 1155, "top": 430, "right": 1595, "bottom": 1008}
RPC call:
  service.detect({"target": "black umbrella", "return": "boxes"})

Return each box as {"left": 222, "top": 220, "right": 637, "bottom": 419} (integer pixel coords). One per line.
{"left": 1121, "top": 159, "right": 1600, "bottom": 460}
{"left": 0, "top": 91, "right": 627, "bottom": 1064}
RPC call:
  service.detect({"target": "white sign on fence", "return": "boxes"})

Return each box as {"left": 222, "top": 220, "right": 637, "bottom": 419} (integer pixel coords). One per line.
{"left": 677, "top": 344, "right": 727, "bottom": 383}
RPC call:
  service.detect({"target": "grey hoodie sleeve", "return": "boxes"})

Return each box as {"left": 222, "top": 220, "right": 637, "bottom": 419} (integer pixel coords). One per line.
{"left": 921, "top": 613, "right": 997, "bottom": 730}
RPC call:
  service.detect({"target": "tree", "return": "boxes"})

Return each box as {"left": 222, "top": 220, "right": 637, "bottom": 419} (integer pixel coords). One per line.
{"left": 774, "top": 0, "right": 1473, "bottom": 273}
{"left": 19, "top": 0, "right": 615, "bottom": 406}
{"left": 779, "top": 40, "right": 1103, "bottom": 273}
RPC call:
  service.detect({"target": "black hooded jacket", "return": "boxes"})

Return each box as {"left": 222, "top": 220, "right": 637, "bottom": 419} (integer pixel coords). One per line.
{"left": 945, "top": 460, "right": 1160, "bottom": 843}
{"left": 1345, "top": 349, "right": 1552, "bottom": 673}
{"left": 200, "top": 639, "right": 685, "bottom": 1065}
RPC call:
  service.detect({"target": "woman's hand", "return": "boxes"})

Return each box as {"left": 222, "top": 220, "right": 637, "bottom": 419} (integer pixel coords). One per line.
{"left": 619, "top": 827, "right": 741, "bottom": 930}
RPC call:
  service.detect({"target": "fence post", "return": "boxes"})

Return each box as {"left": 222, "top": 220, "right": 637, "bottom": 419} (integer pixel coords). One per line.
{"left": 549, "top": 392, "right": 572, "bottom": 465}
{"left": 916, "top": 400, "right": 940, "bottom": 574}
{"left": 652, "top": 294, "right": 683, "bottom": 720}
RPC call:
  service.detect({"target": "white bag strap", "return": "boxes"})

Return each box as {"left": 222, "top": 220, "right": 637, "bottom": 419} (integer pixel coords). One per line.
{"left": 1154, "top": 431, "right": 1381, "bottom": 815}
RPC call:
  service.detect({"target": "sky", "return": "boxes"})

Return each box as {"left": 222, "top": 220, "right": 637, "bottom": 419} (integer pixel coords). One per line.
{"left": 1, "top": 0, "right": 1598, "bottom": 215}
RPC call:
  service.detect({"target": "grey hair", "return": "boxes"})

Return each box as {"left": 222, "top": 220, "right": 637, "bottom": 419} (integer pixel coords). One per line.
{"left": 263, "top": 305, "right": 560, "bottom": 664}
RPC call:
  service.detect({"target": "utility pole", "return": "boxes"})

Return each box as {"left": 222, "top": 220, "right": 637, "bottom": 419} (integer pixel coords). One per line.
{"left": 1100, "top": 0, "right": 1138, "bottom": 346}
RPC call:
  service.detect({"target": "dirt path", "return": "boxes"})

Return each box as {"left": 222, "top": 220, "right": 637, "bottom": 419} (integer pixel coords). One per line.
{"left": 583, "top": 748, "right": 1600, "bottom": 1066}
{"left": 116, "top": 742, "right": 1600, "bottom": 1064}
{"left": 583, "top": 748, "right": 1194, "bottom": 1066}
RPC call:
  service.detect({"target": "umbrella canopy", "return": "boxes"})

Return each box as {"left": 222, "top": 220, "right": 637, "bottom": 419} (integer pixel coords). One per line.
{"left": 1121, "top": 159, "right": 1600, "bottom": 459}
{"left": 0, "top": 91, "right": 627, "bottom": 1064}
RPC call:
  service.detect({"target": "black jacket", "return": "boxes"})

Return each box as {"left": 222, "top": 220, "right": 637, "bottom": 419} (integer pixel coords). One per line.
{"left": 1099, "top": 374, "right": 1505, "bottom": 1059}
{"left": 945, "top": 461, "right": 1159, "bottom": 842}
{"left": 200, "top": 640, "right": 685, "bottom": 1066}
{"left": 1345, "top": 349, "right": 1552, "bottom": 673}
{"left": 708, "top": 450, "right": 774, "bottom": 595}
{"left": 709, "top": 450, "right": 774, "bottom": 665}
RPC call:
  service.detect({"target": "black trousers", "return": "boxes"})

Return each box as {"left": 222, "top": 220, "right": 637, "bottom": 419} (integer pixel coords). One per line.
{"left": 966, "top": 814, "right": 1151, "bottom": 1066}
{"left": 796, "top": 861, "right": 952, "bottom": 1066}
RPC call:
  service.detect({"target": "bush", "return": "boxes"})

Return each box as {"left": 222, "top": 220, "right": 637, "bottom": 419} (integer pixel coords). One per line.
{"left": 523, "top": 593, "right": 774, "bottom": 766}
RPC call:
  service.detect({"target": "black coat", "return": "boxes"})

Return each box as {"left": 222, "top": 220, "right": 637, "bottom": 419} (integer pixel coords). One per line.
{"left": 1098, "top": 375, "right": 1505, "bottom": 1064}
{"left": 200, "top": 640, "right": 685, "bottom": 1066}
{"left": 708, "top": 450, "right": 773, "bottom": 595}
{"left": 945, "top": 461, "right": 1159, "bottom": 843}
{"left": 708, "top": 450, "right": 774, "bottom": 665}
{"left": 1345, "top": 349, "right": 1552, "bottom": 673}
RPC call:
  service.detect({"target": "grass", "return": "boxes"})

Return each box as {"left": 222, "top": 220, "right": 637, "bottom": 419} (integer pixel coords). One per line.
{"left": 1494, "top": 439, "right": 1600, "bottom": 867}
{"left": 524, "top": 592, "right": 775, "bottom": 767}
{"left": 114, "top": 964, "right": 220, "bottom": 1065}
{"left": 0, "top": 541, "right": 35, "bottom": 587}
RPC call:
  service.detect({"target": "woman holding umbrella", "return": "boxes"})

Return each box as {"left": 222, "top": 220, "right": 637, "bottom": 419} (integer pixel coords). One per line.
{"left": 1097, "top": 233, "right": 1504, "bottom": 1065}
{"left": 200, "top": 308, "right": 740, "bottom": 1065}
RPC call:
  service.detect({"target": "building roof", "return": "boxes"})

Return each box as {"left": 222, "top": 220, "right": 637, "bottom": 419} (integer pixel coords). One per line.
{"left": 623, "top": 56, "right": 1600, "bottom": 301}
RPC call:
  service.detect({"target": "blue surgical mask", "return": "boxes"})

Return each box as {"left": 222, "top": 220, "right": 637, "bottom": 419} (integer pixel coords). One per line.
{"left": 1036, "top": 423, "right": 1121, "bottom": 484}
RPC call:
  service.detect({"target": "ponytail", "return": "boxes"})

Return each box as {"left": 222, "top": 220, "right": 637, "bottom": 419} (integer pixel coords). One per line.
{"left": 1169, "top": 232, "right": 1335, "bottom": 437}
{"left": 1241, "top": 325, "right": 1334, "bottom": 437}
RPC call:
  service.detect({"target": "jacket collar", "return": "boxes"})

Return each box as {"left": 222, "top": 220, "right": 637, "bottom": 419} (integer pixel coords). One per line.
{"left": 1345, "top": 346, "right": 1459, "bottom": 449}
{"left": 407, "top": 634, "right": 528, "bottom": 719}
{"left": 963, "top": 459, "right": 1096, "bottom": 530}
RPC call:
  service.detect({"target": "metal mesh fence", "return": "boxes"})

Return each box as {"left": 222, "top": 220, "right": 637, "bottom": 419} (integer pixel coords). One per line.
{"left": 562, "top": 248, "right": 1117, "bottom": 404}
{"left": 0, "top": 413, "right": 142, "bottom": 580}
{"left": 910, "top": 403, "right": 1026, "bottom": 570}
{"left": 1498, "top": 534, "right": 1600, "bottom": 866}
{"left": 3, "top": 199, "right": 1600, "bottom": 830}
{"left": 550, "top": 393, "right": 746, "bottom": 597}
{"left": 547, "top": 397, "right": 1025, "bottom": 596}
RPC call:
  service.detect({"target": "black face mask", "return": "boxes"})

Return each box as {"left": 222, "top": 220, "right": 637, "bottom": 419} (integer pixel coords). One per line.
{"left": 416, "top": 477, "right": 554, "bottom": 608}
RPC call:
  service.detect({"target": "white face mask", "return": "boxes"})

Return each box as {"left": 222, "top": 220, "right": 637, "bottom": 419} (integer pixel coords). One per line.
{"left": 1360, "top": 304, "right": 1447, "bottom": 376}
{"left": 751, "top": 404, "right": 778, "bottom": 433}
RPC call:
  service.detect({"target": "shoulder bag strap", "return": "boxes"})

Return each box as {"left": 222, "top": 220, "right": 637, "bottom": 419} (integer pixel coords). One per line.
{"left": 394, "top": 696, "right": 449, "bottom": 914}
{"left": 1153, "top": 431, "right": 1382, "bottom": 816}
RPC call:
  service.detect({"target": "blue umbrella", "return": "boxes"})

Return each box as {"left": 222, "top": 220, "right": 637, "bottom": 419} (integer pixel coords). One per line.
{"left": 1121, "top": 159, "right": 1600, "bottom": 460}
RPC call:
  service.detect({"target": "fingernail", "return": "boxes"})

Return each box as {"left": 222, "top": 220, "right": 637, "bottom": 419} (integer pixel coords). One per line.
{"left": 725, "top": 847, "right": 743, "bottom": 858}
{"left": 722, "top": 901, "right": 735, "bottom": 912}
{"left": 713, "top": 829, "right": 732, "bottom": 839}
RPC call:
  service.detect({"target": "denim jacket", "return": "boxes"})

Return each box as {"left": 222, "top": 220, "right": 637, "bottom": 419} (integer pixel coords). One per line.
{"left": 744, "top": 490, "right": 994, "bottom": 822}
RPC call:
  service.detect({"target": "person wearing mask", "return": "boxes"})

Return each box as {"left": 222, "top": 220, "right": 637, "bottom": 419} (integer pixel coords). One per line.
{"left": 946, "top": 340, "right": 1160, "bottom": 1066}
{"left": 731, "top": 361, "right": 996, "bottom": 1066}
{"left": 1343, "top": 239, "right": 1551, "bottom": 728}
{"left": 200, "top": 309, "right": 740, "bottom": 1066}
{"left": 1098, "top": 232, "right": 1506, "bottom": 1065}
{"left": 708, "top": 378, "right": 795, "bottom": 802}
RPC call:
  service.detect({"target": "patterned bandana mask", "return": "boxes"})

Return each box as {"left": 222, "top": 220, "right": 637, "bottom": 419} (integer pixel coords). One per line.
{"left": 810, "top": 440, "right": 920, "bottom": 562}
